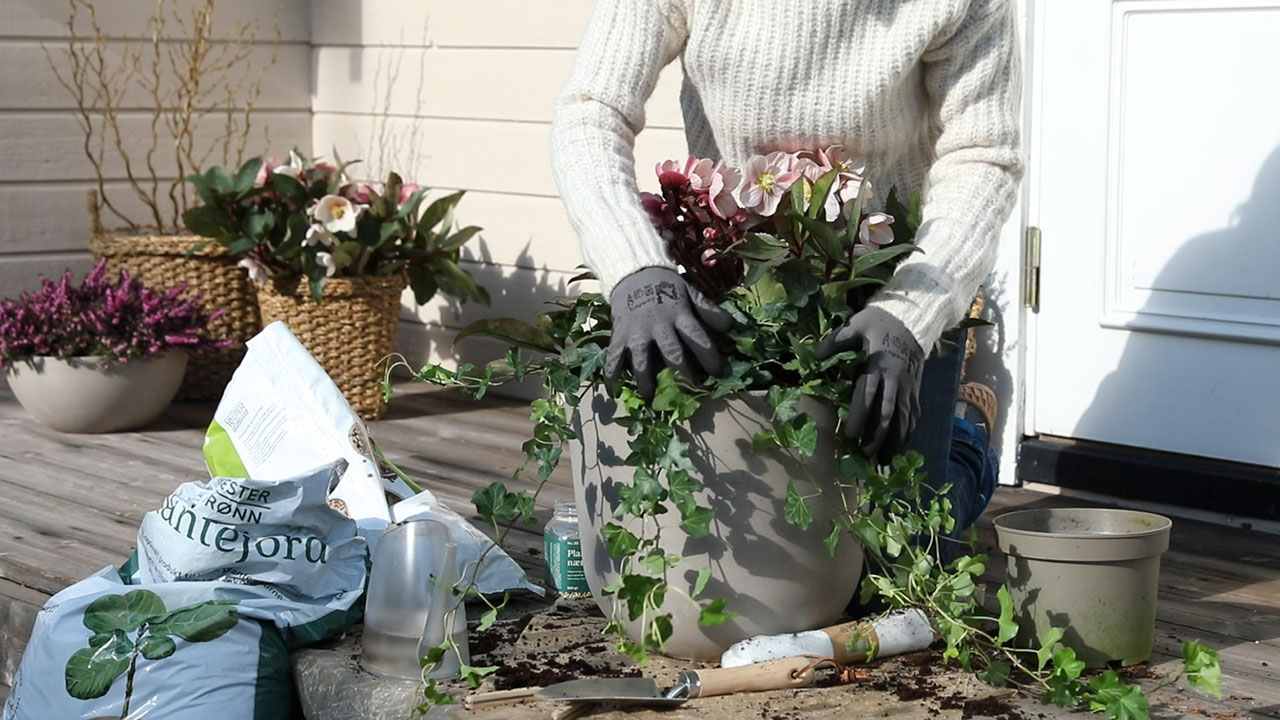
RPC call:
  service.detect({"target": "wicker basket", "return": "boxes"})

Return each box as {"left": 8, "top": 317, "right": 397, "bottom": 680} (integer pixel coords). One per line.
{"left": 254, "top": 274, "right": 406, "bottom": 420}
{"left": 87, "top": 194, "right": 261, "bottom": 401}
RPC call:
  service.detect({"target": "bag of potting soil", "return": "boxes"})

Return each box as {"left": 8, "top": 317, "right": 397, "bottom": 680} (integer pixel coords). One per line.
{"left": 2, "top": 569, "right": 300, "bottom": 720}
{"left": 209, "top": 321, "right": 541, "bottom": 596}
{"left": 204, "top": 321, "right": 392, "bottom": 535}
{"left": 128, "top": 458, "right": 367, "bottom": 646}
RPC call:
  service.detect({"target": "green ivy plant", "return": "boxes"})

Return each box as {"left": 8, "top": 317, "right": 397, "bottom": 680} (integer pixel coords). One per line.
{"left": 64, "top": 590, "right": 240, "bottom": 717}
{"left": 389, "top": 171, "right": 1222, "bottom": 718}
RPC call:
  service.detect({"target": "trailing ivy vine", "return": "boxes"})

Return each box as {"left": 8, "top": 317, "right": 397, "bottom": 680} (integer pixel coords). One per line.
{"left": 391, "top": 175, "right": 1221, "bottom": 718}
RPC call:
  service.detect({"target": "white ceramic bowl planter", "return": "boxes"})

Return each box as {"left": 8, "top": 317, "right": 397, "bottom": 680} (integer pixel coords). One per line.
{"left": 570, "top": 390, "right": 863, "bottom": 662}
{"left": 993, "top": 508, "right": 1172, "bottom": 667}
{"left": 6, "top": 352, "right": 187, "bottom": 433}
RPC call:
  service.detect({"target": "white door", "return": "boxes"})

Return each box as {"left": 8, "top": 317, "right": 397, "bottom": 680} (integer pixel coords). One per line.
{"left": 1028, "top": 0, "right": 1280, "bottom": 467}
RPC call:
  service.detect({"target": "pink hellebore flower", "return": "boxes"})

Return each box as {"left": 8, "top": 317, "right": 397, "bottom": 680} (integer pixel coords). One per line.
{"left": 853, "top": 212, "right": 895, "bottom": 256}
{"left": 315, "top": 251, "right": 338, "bottom": 278}
{"left": 706, "top": 161, "right": 743, "bottom": 220}
{"left": 343, "top": 184, "right": 374, "bottom": 205}
{"left": 399, "top": 183, "right": 421, "bottom": 205}
{"left": 311, "top": 194, "right": 361, "bottom": 235}
{"left": 238, "top": 257, "right": 269, "bottom": 284}
{"left": 739, "top": 151, "right": 801, "bottom": 217}
{"left": 683, "top": 157, "right": 717, "bottom": 192}
{"left": 255, "top": 157, "right": 281, "bottom": 187}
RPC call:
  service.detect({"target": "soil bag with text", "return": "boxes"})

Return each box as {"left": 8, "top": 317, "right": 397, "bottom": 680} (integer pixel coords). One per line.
{"left": 2, "top": 569, "right": 300, "bottom": 720}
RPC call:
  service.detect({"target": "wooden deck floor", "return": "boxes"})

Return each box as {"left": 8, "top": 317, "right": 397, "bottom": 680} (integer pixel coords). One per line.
{"left": 1, "top": 383, "right": 1277, "bottom": 717}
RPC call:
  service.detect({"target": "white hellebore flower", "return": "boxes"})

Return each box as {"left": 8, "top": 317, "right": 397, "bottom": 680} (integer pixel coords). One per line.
{"left": 315, "top": 251, "right": 338, "bottom": 277}
{"left": 273, "top": 150, "right": 306, "bottom": 180}
{"left": 311, "top": 194, "right": 361, "bottom": 235}
{"left": 238, "top": 257, "right": 269, "bottom": 284}
{"left": 303, "top": 224, "right": 335, "bottom": 248}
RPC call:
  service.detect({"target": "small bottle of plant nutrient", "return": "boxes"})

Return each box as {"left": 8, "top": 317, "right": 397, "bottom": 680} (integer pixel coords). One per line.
{"left": 544, "top": 500, "right": 590, "bottom": 598}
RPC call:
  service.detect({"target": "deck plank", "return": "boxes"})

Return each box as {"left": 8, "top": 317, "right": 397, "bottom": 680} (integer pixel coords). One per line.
{"left": 1, "top": 384, "right": 1277, "bottom": 716}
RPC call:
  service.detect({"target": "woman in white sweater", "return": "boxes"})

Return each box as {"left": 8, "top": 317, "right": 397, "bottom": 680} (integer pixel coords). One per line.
{"left": 551, "top": 0, "right": 1022, "bottom": 549}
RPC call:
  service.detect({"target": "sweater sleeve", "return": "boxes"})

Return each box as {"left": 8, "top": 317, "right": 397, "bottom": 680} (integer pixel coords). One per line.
{"left": 550, "top": 0, "right": 687, "bottom": 297}
{"left": 865, "top": 0, "right": 1024, "bottom": 351}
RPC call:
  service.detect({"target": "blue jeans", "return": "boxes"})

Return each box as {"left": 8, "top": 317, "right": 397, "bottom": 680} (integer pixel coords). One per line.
{"left": 903, "top": 339, "right": 999, "bottom": 561}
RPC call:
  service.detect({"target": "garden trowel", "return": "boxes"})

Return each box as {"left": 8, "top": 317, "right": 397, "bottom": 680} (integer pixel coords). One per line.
{"left": 535, "top": 656, "right": 818, "bottom": 707}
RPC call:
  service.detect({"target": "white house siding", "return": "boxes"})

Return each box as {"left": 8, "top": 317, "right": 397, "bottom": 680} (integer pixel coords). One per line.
{"left": 310, "top": 0, "right": 688, "bottom": 384}
{"left": 0, "top": 0, "right": 312, "bottom": 297}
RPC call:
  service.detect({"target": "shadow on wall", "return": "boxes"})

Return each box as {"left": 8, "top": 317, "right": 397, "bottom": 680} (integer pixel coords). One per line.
{"left": 964, "top": 277, "right": 1016, "bottom": 461}
{"left": 1070, "top": 142, "right": 1280, "bottom": 473}
{"left": 396, "top": 241, "right": 587, "bottom": 403}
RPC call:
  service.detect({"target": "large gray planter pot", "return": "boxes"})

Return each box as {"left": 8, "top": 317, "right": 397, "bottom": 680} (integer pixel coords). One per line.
{"left": 6, "top": 352, "right": 187, "bottom": 433}
{"left": 994, "top": 508, "right": 1172, "bottom": 667}
{"left": 569, "top": 390, "right": 863, "bottom": 661}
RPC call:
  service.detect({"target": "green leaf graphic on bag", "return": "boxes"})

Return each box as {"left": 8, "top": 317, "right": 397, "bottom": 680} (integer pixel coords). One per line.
{"left": 65, "top": 592, "right": 241, "bottom": 713}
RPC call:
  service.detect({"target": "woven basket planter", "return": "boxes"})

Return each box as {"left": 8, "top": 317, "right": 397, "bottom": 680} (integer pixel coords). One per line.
{"left": 254, "top": 274, "right": 406, "bottom": 420}
{"left": 87, "top": 198, "right": 261, "bottom": 401}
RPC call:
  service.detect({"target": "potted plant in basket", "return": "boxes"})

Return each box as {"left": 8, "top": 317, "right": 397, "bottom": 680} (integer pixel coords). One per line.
{"left": 395, "top": 149, "right": 1225, "bottom": 720}
{"left": 1, "top": 261, "right": 230, "bottom": 433}
{"left": 183, "top": 153, "right": 489, "bottom": 419}
{"left": 46, "top": 0, "right": 280, "bottom": 400}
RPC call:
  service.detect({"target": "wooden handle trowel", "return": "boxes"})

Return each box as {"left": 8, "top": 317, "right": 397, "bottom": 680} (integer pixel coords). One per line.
{"left": 535, "top": 655, "right": 818, "bottom": 707}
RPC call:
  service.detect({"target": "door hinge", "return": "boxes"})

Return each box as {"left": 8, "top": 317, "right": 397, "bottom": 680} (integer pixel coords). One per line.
{"left": 1023, "top": 226, "right": 1041, "bottom": 312}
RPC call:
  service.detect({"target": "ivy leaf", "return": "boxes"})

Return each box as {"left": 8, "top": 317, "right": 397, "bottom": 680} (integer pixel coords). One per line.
{"left": 780, "top": 414, "right": 818, "bottom": 456}
{"left": 823, "top": 521, "right": 841, "bottom": 557}
{"left": 472, "top": 482, "right": 522, "bottom": 524}
{"left": 647, "top": 615, "right": 674, "bottom": 648}
{"left": 617, "top": 575, "right": 665, "bottom": 622}
{"left": 64, "top": 633, "right": 133, "bottom": 700}
{"left": 640, "top": 551, "right": 680, "bottom": 576}
{"left": 659, "top": 435, "right": 694, "bottom": 472}
{"left": 476, "top": 593, "right": 509, "bottom": 633}
{"left": 698, "top": 598, "right": 737, "bottom": 627}
{"left": 602, "top": 523, "right": 640, "bottom": 559}
{"left": 1182, "top": 641, "right": 1223, "bottom": 699}
{"left": 953, "top": 555, "right": 986, "bottom": 577}
{"left": 978, "top": 660, "right": 1011, "bottom": 687}
{"left": 618, "top": 468, "right": 667, "bottom": 516}
{"left": 996, "top": 585, "right": 1018, "bottom": 644}
{"left": 459, "top": 664, "right": 500, "bottom": 689}
{"left": 83, "top": 590, "right": 167, "bottom": 634}
{"left": 752, "top": 429, "right": 781, "bottom": 453}
{"left": 1052, "top": 646, "right": 1086, "bottom": 680}
{"left": 1036, "top": 626, "right": 1065, "bottom": 670}
{"left": 679, "top": 505, "right": 716, "bottom": 538}
{"left": 1043, "top": 672, "right": 1085, "bottom": 708}
{"left": 651, "top": 370, "right": 700, "bottom": 420}
{"left": 1086, "top": 671, "right": 1149, "bottom": 720}
{"left": 767, "top": 386, "right": 804, "bottom": 422}
{"left": 692, "top": 567, "right": 712, "bottom": 598}
{"left": 667, "top": 471, "right": 701, "bottom": 514}
{"left": 137, "top": 634, "right": 177, "bottom": 660}
{"left": 784, "top": 479, "right": 814, "bottom": 530}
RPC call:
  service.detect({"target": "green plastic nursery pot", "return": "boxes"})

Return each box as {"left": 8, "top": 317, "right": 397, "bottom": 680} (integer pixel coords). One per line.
{"left": 569, "top": 390, "right": 863, "bottom": 662}
{"left": 993, "top": 508, "right": 1172, "bottom": 667}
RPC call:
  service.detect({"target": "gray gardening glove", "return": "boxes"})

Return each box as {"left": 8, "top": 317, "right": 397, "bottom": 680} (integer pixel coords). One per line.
{"left": 815, "top": 306, "right": 925, "bottom": 463}
{"left": 605, "top": 267, "right": 733, "bottom": 399}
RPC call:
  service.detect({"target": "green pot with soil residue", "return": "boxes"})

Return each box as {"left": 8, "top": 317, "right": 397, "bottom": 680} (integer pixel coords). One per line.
{"left": 993, "top": 508, "right": 1172, "bottom": 667}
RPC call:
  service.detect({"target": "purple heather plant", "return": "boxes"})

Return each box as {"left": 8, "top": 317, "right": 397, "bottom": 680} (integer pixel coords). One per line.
{"left": 0, "top": 260, "right": 230, "bottom": 370}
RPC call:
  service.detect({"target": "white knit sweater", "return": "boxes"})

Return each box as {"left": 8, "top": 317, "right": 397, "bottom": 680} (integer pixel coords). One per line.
{"left": 550, "top": 0, "right": 1023, "bottom": 350}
